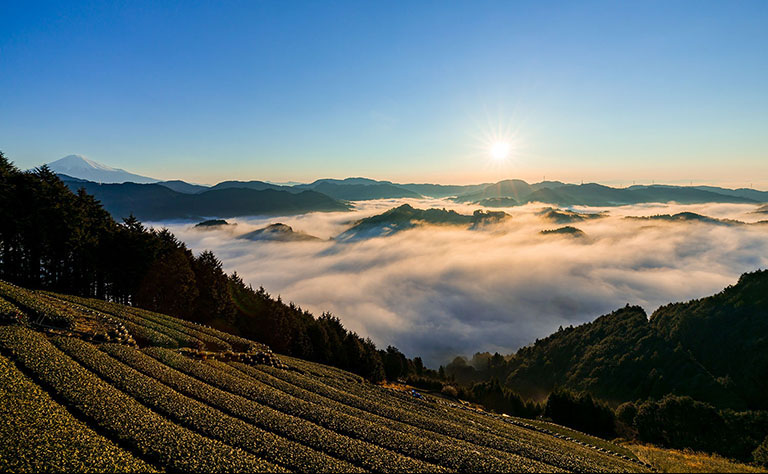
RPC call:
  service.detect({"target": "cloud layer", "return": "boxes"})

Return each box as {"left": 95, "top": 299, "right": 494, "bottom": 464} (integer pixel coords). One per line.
{"left": 155, "top": 200, "right": 768, "bottom": 367}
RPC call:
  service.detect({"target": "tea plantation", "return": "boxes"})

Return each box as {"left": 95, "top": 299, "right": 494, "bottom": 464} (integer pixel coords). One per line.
{"left": 0, "top": 280, "right": 649, "bottom": 472}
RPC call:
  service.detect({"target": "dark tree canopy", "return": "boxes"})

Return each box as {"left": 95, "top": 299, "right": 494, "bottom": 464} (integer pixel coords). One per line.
{"left": 0, "top": 151, "right": 409, "bottom": 382}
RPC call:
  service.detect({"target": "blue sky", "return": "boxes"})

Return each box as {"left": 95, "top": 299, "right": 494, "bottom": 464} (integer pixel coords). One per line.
{"left": 1, "top": 1, "right": 767, "bottom": 186}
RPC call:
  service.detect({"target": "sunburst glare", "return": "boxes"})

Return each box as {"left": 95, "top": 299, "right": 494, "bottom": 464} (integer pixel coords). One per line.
{"left": 468, "top": 111, "right": 526, "bottom": 169}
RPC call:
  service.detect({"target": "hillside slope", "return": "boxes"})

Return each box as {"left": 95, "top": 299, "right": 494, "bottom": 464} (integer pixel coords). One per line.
{"left": 498, "top": 271, "right": 768, "bottom": 411}
{"left": 651, "top": 270, "right": 768, "bottom": 410}
{"left": 504, "top": 306, "right": 742, "bottom": 408}
{"left": 0, "top": 280, "right": 646, "bottom": 473}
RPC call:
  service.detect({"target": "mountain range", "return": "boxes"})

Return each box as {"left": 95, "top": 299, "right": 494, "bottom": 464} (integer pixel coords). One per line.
{"left": 46, "top": 155, "right": 768, "bottom": 221}
{"left": 61, "top": 180, "right": 349, "bottom": 221}
{"left": 454, "top": 180, "right": 767, "bottom": 206}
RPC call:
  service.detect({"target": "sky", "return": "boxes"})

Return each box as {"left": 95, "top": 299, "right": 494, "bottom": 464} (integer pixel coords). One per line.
{"left": 1, "top": 1, "right": 767, "bottom": 187}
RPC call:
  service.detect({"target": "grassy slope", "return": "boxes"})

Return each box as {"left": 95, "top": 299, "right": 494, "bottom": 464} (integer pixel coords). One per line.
{"left": 0, "top": 282, "right": 651, "bottom": 473}
{"left": 627, "top": 444, "right": 768, "bottom": 473}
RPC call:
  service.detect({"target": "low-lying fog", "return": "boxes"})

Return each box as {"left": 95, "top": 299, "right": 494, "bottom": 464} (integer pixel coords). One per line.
{"left": 153, "top": 200, "right": 768, "bottom": 366}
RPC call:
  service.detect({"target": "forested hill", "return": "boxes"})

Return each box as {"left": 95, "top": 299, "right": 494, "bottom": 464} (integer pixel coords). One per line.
{"left": 651, "top": 270, "right": 768, "bottom": 409}
{"left": 336, "top": 204, "right": 508, "bottom": 241}
{"left": 450, "top": 270, "right": 768, "bottom": 411}
{"left": 504, "top": 305, "right": 742, "bottom": 408}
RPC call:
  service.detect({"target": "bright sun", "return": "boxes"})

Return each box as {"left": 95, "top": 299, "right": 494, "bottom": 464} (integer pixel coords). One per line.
{"left": 490, "top": 141, "right": 511, "bottom": 160}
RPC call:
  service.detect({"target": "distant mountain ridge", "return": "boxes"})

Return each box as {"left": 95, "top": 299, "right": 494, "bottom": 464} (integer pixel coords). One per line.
{"left": 691, "top": 185, "right": 768, "bottom": 202}
{"left": 454, "top": 179, "right": 567, "bottom": 203}
{"left": 210, "top": 180, "right": 295, "bottom": 193}
{"left": 47, "top": 156, "right": 768, "bottom": 213}
{"left": 59, "top": 178, "right": 349, "bottom": 221}
{"left": 158, "top": 180, "right": 210, "bottom": 194}
{"left": 295, "top": 178, "right": 421, "bottom": 200}
{"left": 625, "top": 212, "right": 743, "bottom": 226}
{"left": 456, "top": 181, "right": 762, "bottom": 206}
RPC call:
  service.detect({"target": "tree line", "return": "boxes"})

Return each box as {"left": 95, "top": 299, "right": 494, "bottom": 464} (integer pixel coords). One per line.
{"left": 0, "top": 151, "right": 425, "bottom": 382}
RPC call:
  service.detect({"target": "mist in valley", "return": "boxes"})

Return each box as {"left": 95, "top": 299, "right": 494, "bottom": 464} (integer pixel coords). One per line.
{"left": 155, "top": 200, "right": 768, "bottom": 366}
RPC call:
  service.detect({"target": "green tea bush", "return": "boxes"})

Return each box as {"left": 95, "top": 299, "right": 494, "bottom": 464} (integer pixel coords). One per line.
{"left": 0, "top": 326, "right": 283, "bottom": 473}
{"left": 0, "top": 355, "right": 157, "bottom": 473}
{"left": 104, "top": 343, "right": 438, "bottom": 473}
{"left": 53, "top": 336, "right": 357, "bottom": 473}
{"left": 0, "top": 296, "right": 28, "bottom": 325}
{"left": 0, "top": 281, "right": 75, "bottom": 329}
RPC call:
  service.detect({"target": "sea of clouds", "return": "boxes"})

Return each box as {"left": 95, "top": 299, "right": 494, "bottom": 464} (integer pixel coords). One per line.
{"left": 153, "top": 200, "right": 768, "bottom": 367}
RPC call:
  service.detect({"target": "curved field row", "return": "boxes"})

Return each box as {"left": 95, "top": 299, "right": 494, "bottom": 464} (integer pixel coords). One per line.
{"left": 0, "top": 326, "right": 283, "bottom": 473}
{"left": 102, "top": 343, "right": 440, "bottom": 473}
{"left": 252, "top": 356, "right": 644, "bottom": 470}
{"left": 231, "top": 361, "right": 640, "bottom": 472}
{"left": 39, "top": 294, "right": 178, "bottom": 347}
{"left": 43, "top": 294, "right": 207, "bottom": 349}
{"left": 0, "top": 296, "right": 27, "bottom": 325}
{"left": 147, "top": 347, "right": 559, "bottom": 473}
{"left": 51, "top": 293, "right": 249, "bottom": 351}
{"left": 0, "top": 285, "right": 653, "bottom": 473}
{"left": 376, "top": 379, "right": 644, "bottom": 465}
{"left": 0, "top": 282, "right": 76, "bottom": 328}
{"left": 224, "top": 361, "right": 578, "bottom": 472}
{"left": 0, "top": 354, "right": 156, "bottom": 473}
{"left": 53, "top": 336, "right": 358, "bottom": 473}
{"left": 125, "top": 303, "right": 258, "bottom": 351}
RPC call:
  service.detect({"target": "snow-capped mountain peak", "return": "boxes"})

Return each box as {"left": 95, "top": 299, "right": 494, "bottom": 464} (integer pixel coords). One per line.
{"left": 47, "top": 155, "right": 159, "bottom": 184}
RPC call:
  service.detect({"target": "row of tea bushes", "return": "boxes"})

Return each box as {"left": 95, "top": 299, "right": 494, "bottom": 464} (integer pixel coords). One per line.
{"left": 0, "top": 354, "right": 157, "bottom": 473}
{"left": 254, "top": 358, "right": 642, "bottom": 473}
{"left": 150, "top": 347, "right": 550, "bottom": 473}
{"left": 0, "top": 296, "right": 27, "bottom": 325}
{"left": 53, "top": 336, "right": 358, "bottom": 473}
{"left": 107, "top": 344, "right": 438, "bottom": 473}
{"left": 0, "top": 326, "right": 283, "bottom": 473}
{"left": 0, "top": 281, "right": 75, "bottom": 329}
{"left": 225, "top": 361, "right": 558, "bottom": 472}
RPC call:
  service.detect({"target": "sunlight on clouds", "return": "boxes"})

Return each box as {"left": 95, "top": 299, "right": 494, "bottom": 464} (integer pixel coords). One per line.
{"left": 156, "top": 200, "right": 768, "bottom": 366}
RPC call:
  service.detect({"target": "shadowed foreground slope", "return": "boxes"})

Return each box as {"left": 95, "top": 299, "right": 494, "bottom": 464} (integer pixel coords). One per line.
{"left": 0, "top": 281, "right": 647, "bottom": 473}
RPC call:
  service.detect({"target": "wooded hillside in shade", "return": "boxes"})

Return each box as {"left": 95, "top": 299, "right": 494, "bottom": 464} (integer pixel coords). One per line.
{"left": 444, "top": 271, "right": 768, "bottom": 412}
{"left": 0, "top": 151, "right": 423, "bottom": 382}
{"left": 651, "top": 270, "right": 768, "bottom": 410}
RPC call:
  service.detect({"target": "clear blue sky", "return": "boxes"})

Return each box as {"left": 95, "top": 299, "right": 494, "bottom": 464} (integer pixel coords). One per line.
{"left": 1, "top": 1, "right": 767, "bottom": 186}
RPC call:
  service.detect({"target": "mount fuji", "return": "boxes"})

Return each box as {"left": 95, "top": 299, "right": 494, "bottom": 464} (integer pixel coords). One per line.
{"left": 47, "top": 155, "right": 159, "bottom": 184}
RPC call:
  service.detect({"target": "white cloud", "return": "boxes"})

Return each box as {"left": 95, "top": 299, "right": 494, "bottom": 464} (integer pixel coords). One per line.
{"left": 152, "top": 201, "right": 768, "bottom": 367}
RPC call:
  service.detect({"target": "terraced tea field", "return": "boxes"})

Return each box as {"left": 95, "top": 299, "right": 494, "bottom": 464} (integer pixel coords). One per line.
{"left": 0, "top": 280, "right": 650, "bottom": 472}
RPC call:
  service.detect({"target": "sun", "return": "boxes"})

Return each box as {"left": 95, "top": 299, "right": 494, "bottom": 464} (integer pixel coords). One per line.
{"left": 490, "top": 141, "right": 511, "bottom": 160}
{"left": 468, "top": 111, "right": 526, "bottom": 167}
